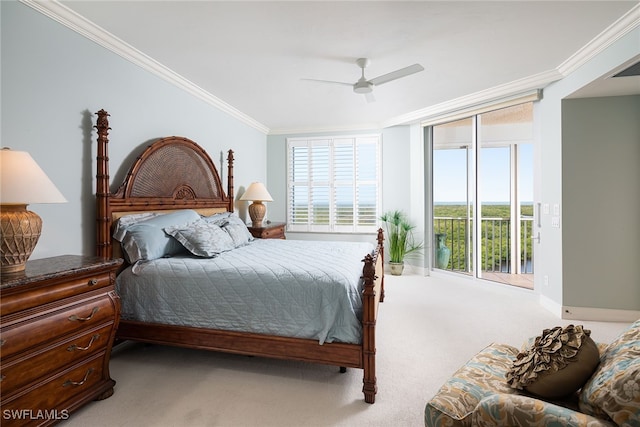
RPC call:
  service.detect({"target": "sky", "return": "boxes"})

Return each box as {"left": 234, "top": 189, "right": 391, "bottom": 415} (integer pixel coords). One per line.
{"left": 433, "top": 143, "right": 533, "bottom": 204}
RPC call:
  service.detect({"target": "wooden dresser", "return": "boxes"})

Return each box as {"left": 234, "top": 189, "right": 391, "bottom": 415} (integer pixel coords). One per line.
{"left": 0, "top": 255, "right": 122, "bottom": 426}
{"left": 247, "top": 221, "right": 286, "bottom": 239}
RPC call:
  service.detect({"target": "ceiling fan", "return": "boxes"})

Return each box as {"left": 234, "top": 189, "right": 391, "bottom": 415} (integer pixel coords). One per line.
{"left": 303, "top": 58, "right": 424, "bottom": 102}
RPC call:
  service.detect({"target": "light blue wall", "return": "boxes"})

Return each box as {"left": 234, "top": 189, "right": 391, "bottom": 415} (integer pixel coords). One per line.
{"left": 1, "top": 2, "right": 267, "bottom": 260}
{"left": 537, "top": 25, "right": 640, "bottom": 316}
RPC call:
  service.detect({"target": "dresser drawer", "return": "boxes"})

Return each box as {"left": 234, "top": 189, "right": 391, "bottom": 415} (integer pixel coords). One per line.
{"left": 1, "top": 324, "right": 114, "bottom": 396}
{"left": 1, "top": 353, "right": 108, "bottom": 423}
{"left": 0, "top": 293, "right": 117, "bottom": 359}
{"left": 1, "top": 272, "right": 113, "bottom": 317}
{"left": 0, "top": 256, "right": 121, "bottom": 424}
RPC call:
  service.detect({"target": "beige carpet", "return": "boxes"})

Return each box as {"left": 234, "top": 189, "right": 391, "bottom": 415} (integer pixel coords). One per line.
{"left": 64, "top": 272, "right": 631, "bottom": 427}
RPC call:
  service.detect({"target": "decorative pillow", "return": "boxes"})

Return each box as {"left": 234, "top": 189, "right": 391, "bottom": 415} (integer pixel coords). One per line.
{"left": 120, "top": 209, "right": 200, "bottom": 263}
{"left": 506, "top": 324, "right": 600, "bottom": 399}
{"left": 112, "top": 212, "right": 159, "bottom": 241}
{"left": 219, "top": 214, "right": 254, "bottom": 247}
{"left": 165, "top": 219, "right": 235, "bottom": 257}
{"left": 202, "top": 211, "right": 233, "bottom": 225}
{"left": 579, "top": 319, "right": 640, "bottom": 425}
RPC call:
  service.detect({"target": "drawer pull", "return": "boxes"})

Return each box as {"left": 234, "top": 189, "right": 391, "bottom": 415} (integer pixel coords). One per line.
{"left": 88, "top": 278, "right": 99, "bottom": 286}
{"left": 0, "top": 374, "right": 5, "bottom": 382}
{"left": 68, "top": 334, "right": 100, "bottom": 352}
{"left": 0, "top": 338, "right": 5, "bottom": 347}
{"left": 63, "top": 368, "right": 93, "bottom": 387}
{"left": 68, "top": 306, "right": 99, "bottom": 322}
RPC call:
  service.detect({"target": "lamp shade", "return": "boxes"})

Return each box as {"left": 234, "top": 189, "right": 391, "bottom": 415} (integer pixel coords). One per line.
{"left": 1, "top": 148, "right": 67, "bottom": 204}
{"left": 239, "top": 182, "right": 273, "bottom": 202}
{"left": 1, "top": 148, "right": 67, "bottom": 274}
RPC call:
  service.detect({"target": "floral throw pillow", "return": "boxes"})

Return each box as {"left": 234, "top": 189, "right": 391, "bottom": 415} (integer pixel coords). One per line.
{"left": 579, "top": 319, "right": 640, "bottom": 425}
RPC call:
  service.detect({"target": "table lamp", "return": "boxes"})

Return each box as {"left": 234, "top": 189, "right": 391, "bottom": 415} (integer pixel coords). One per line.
{"left": 1, "top": 148, "right": 67, "bottom": 274}
{"left": 239, "top": 182, "right": 273, "bottom": 228}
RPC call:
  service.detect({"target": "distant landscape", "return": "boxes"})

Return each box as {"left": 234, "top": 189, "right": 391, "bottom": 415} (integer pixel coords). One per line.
{"left": 434, "top": 202, "right": 533, "bottom": 218}
{"left": 433, "top": 203, "right": 534, "bottom": 272}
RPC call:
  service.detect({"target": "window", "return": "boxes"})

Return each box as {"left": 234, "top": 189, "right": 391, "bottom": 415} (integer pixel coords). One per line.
{"left": 287, "top": 135, "right": 381, "bottom": 233}
{"left": 430, "top": 102, "right": 535, "bottom": 287}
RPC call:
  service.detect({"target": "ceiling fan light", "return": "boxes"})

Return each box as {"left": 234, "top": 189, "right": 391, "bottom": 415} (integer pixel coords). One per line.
{"left": 353, "top": 82, "right": 373, "bottom": 94}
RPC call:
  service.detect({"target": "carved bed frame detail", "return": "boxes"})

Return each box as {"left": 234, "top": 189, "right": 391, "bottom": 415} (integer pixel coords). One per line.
{"left": 94, "top": 109, "right": 384, "bottom": 403}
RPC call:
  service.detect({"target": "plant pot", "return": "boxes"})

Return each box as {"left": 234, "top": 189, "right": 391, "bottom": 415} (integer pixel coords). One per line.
{"left": 389, "top": 261, "right": 404, "bottom": 276}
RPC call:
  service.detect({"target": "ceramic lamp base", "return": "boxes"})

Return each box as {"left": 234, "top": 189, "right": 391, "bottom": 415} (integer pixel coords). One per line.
{"left": 1, "top": 205, "right": 42, "bottom": 274}
{"left": 248, "top": 201, "right": 266, "bottom": 228}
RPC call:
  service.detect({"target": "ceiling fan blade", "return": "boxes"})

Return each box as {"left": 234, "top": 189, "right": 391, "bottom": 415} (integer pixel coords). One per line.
{"left": 369, "top": 64, "right": 424, "bottom": 86}
{"left": 365, "top": 92, "right": 376, "bottom": 103}
{"left": 301, "top": 78, "right": 353, "bottom": 87}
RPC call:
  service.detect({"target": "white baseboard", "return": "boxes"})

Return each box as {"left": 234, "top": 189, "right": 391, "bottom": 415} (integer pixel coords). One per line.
{"left": 561, "top": 306, "right": 640, "bottom": 322}
{"left": 539, "top": 294, "right": 640, "bottom": 322}
{"left": 539, "top": 294, "right": 563, "bottom": 318}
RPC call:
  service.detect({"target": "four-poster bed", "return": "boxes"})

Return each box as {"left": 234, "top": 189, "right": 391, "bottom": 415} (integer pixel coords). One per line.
{"left": 94, "top": 109, "right": 385, "bottom": 403}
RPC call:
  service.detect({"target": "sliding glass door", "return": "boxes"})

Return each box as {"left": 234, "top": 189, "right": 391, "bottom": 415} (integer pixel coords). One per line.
{"left": 433, "top": 117, "right": 474, "bottom": 275}
{"left": 432, "top": 103, "right": 534, "bottom": 288}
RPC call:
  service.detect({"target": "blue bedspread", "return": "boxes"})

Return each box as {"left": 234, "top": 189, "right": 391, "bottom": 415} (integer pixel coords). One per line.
{"left": 116, "top": 239, "right": 373, "bottom": 344}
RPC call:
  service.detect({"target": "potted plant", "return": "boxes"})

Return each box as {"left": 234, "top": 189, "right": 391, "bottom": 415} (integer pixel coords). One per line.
{"left": 380, "top": 210, "right": 423, "bottom": 275}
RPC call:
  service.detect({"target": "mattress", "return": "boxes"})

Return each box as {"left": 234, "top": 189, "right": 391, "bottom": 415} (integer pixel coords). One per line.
{"left": 116, "top": 238, "right": 374, "bottom": 344}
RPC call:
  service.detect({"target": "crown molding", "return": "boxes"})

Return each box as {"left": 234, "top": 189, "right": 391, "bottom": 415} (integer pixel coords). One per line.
{"left": 557, "top": 3, "right": 640, "bottom": 76}
{"left": 21, "top": 0, "right": 270, "bottom": 135}
{"left": 382, "top": 69, "right": 561, "bottom": 128}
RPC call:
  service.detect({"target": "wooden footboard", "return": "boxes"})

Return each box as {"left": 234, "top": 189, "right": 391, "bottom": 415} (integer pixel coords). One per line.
{"left": 95, "top": 109, "right": 385, "bottom": 403}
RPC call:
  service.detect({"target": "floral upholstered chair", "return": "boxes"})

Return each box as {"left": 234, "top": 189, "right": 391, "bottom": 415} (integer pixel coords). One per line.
{"left": 424, "top": 319, "right": 640, "bottom": 427}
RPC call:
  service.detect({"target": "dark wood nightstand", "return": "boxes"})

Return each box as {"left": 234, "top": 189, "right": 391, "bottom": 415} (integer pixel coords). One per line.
{"left": 0, "top": 255, "right": 123, "bottom": 426}
{"left": 247, "top": 222, "right": 286, "bottom": 239}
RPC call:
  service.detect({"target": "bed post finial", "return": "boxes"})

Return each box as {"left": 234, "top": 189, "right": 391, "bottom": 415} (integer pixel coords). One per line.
{"left": 95, "top": 109, "right": 112, "bottom": 258}
{"left": 227, "top": 149, "right": 235, "bottom": 212}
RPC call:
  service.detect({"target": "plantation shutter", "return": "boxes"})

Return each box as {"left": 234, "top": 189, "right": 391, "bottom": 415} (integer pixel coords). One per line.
{"left": 356, "top": 137, "right": 379, "bottom": 229}
{"left": 287, "top": 135, "right": 380, "bottom": 233}
{"left": 288, "top": 144, "right": 309, "bottom": 226}
{"left": 310, "top": 141, "right": 331, "bottom": 231}
{"left": 333, "top": 139, "right": 355, "bottom": 231}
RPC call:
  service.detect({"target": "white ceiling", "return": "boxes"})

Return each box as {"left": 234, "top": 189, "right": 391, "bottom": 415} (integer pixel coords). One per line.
{"left": 56, "top": 1, "right": 640, "bottom": 134}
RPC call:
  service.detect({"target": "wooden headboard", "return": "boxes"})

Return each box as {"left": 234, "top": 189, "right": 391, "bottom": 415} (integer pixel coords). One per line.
{"left": 95, "top": 109, "right": 235, "bottom": 259}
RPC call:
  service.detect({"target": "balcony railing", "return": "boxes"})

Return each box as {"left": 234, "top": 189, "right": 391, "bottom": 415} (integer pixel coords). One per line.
{"left": 434, "top": 216, "right": 534, "bottom": 274}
